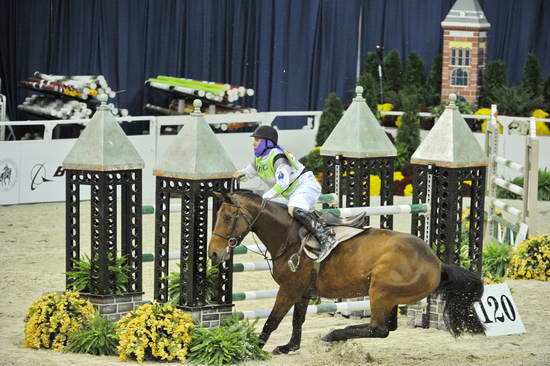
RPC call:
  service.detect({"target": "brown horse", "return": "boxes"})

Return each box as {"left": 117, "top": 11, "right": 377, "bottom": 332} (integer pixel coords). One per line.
{"left": 208, "top": 191, "right": 484, "bottom": 354}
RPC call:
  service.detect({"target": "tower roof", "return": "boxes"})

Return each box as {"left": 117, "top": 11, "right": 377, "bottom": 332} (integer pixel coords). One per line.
{"left": 320, "top": 86, "right": 396, "bottom": 158}
{"left": 441, "top": 0, "right": 490, "bottom": 29}
{"left": 153, "top": 100, "right": 236, "bottom": 179}
{"left": 63, "top": 94, "right": 144, "bottom": 171}
{"left": 411, "top": 94, "right": 487, "bottom": 168}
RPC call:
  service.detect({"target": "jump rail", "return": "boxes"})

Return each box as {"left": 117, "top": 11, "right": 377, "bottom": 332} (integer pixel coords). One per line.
{"left": 485, "top": 105, "right": 539, "bottom": 247}
{"left": 235, "top": 300, "right": 371, "bottom": 320}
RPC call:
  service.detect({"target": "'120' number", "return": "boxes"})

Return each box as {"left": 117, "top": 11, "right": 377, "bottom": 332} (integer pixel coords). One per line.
{"left": 478, "top": 295, "right": 516, "bottom": 324}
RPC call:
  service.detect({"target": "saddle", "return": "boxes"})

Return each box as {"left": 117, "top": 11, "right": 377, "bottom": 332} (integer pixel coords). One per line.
{"left": 297, "top": 211, "right": 371, "bottom": 262}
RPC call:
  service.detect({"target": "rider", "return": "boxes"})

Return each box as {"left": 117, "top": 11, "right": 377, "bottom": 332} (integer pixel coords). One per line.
{"left": 234, "top": 125, "right": 335, "bottom": 260}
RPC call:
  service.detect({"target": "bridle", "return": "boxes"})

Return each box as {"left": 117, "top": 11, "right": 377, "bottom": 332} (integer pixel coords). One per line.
{"left": 211, "top": 198, "right": 267, "bottom": 249}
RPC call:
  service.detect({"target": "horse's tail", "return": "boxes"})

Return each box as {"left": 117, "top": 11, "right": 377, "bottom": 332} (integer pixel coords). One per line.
{"left": 435, "top": 263, "right": 485, "bottom": 337}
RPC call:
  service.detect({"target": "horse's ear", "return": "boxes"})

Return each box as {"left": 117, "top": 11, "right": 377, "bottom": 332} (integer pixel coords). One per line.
{"left": 212, "top": 191, "right": 232, "bottom": 203}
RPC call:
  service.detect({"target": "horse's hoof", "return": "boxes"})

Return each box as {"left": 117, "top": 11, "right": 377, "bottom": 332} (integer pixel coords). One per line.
{"left": 321, "top": 330, "right": 347, "bottom": 343}
{"left": 272, "top": 345, "right": 294, "bottom": 354}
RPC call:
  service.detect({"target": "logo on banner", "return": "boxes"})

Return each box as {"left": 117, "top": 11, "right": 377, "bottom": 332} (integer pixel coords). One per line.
{"left": 0, "top": 160, "right": 17, "bottom": 192}
{"left": 30, "top": 163, "right": 54, "bottom": 191}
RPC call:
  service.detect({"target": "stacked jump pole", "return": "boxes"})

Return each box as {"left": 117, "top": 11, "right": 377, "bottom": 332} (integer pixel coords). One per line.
{"left": 485, "top": 105, "right": 539, "bottom": 247}
{"left": 408, "top": 94, "right": 488, "bottom": 330}
{"left": 152, "top": 100, "right": 237, "bottom": 327}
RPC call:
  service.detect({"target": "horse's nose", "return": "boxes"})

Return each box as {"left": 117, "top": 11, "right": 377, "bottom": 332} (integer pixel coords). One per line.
{"left": 209, "top": 251, "right": 219, "bottom": 265}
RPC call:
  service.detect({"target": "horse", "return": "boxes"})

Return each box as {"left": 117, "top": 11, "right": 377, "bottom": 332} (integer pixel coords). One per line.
{"left": 208, "top": 191, "right": 485, "bottom": 354}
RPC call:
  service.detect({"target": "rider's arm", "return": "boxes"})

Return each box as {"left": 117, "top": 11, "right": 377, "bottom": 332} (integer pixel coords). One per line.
{"left": 237, "top": 162, "right": 258, "bottom": 181}
{"left": 262, "top": 159, "right": 292, "bottom": 200}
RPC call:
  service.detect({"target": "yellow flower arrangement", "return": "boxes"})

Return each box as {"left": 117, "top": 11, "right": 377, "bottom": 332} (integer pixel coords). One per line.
{"left": 376, "top": 103, "right": 394, "bottom": 119}
{"left": 395, "top": 115, "right": 402, "bottom": 127}
{"left": 116, "top": 302, "right": 194, "bottom": 363}
{"left": 403, "top": 184, "right": 413, "bottom": 196}
{"left": 531, "top": 109, "right": 550, "bottom": 136}
{"left": 477, "top": 108, "right": 504, "bottom": 134}
{"left": 369, "top": 175, "right": 381, "bottom": 196}
{"left": 393, "top": 171, "right": 404, "bottom": 181}
{"left": 24, "top": 291, "right": 95, "bottom": 351}
{"left": 507, "top": 235, "right": 550, "bottom": 281}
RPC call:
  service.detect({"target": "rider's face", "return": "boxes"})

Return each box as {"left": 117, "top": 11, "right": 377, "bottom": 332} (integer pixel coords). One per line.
{"left": 252, "top": 138, "right": 261, "bottom": 148}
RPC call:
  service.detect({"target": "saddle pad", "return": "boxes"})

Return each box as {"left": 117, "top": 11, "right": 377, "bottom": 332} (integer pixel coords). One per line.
{"left": 302, "top": 225, "right": 369, "bottom": 262}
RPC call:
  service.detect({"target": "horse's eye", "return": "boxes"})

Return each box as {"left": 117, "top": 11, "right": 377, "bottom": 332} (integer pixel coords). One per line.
{"left": 223, "top": 215, "right": 232, "bottom": 223}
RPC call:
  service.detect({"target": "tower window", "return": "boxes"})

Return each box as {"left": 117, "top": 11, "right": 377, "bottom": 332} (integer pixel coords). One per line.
{"left": 450, "top": 48, "right": 471, "bottom": 66}
{"left": 451, "top": 68, "right": 468, "bottom": 86}
{"left": 479, "top": 48, "right": 485, "bottom": 66}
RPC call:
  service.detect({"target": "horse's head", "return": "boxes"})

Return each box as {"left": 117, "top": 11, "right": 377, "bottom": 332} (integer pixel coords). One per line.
{"left": 208, "top": 192, "right": 259, "bottom": 265}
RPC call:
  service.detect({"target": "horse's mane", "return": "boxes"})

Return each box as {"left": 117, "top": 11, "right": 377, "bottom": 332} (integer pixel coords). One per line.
{"left": 232, "top": 190, "right": 289, "bottom": 211}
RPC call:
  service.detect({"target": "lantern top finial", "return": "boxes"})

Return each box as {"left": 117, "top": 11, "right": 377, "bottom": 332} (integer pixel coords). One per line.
{"left": 98, "top": 93, "right": 109, "bottom": 110}
{"left": 192, "top": 99, "right": 202, "bottom": 115}
{"left": 448, "top": 93, "right": 458, "bottom": 109}
{"left": 353, "top": 86, "right": 365, "bottom": 102}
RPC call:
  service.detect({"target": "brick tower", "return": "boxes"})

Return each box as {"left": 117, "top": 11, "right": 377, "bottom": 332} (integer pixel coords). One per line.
{"left": 441, "top": 0, "right": 490, "bottom": 104}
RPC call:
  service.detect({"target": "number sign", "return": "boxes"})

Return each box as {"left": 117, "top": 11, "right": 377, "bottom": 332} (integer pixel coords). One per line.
{"left": 474, "top": 284, "right": 526, "bottom": 337}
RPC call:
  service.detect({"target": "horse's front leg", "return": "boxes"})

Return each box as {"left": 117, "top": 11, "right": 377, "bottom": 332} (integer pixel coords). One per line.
{"left": 272, "top": 295, "right": 309, "bottom": 354}
{"left": 259, "top": 287, "right": 299, "bottom": 350}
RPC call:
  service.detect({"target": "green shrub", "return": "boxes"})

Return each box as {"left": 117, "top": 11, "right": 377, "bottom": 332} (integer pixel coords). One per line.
{"left": 488, "top": 85, "right": 544, "bottom": 116}
{"left": 395, "top": 92, "right": 421, "bottom": 171}
{"left": 425, "top": 54, "right": 442, "bottom": 107}
{"left": 482, "top": 240, "right": 513, "bottom": 281}
{"left": 430, "top": 99, "right": 474, "bottom": 118}
{"left": 65, "top": 254, "right": 130, "bottom": 295}
{"left": 300, "top": 147, "right": 324, "bottom": 175}
{"left": 167, "top": 262, "right": 219, "bottom": 305}
{"left": 478, "top": 60, "right": 507, "bottom": 108}
{"left": 316, "top": 92, "right": 343, "bottom": 146}
{"left": 496, "top": 169, "right": 550, "bottom": 201}
{"left": 522, "top": 53, "right": 543, "bottom": 98}
{"left": 65, "top": 313, "right": 118, "bottom": 356}
{"left": 188, "top": 316, "right": 270, "bottom": 365}
{"left": 383, "top": 49, "right": 402, "bottom": 93}
{"left": 403, "top": 52, "right": 426, "bottom": 90}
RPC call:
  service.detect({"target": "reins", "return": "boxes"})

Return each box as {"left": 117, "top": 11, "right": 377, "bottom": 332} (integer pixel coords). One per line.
{"left": 211, "top": 196, "right": 297, "bottom": 273}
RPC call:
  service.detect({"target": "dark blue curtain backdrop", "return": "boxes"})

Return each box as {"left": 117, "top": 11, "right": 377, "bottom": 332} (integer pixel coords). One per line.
{"left": 1, "top": 0, "right": 549, "bottom": 124}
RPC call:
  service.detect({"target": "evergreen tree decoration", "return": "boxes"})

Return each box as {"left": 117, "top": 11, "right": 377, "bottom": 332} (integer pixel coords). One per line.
{"left": 426, "top": 54, "right": 442, "bottom": 106}
{"left": 488, "top": 85, "right": 543, "bottom": 116}
{"left": 522, "top": 53, "right": 543, "bottom": 98}
{"left": 383, "top": 49, "right": 402, "bottom": 93}
{"left": 361, "top": 51, "right": 380, "bottom": 81}
{"left": 316, "top": 92, "right": 343, "bottom": 146}
{"left": 395, "top": 92, "right": 421, "bottom": 171}
{"left": 544, "top": 75, "right": 550, "bottom": 112}
{"left": 403, "top": 52, "right": 426, "bottom": 89}
{"left": 357, "top": 72, "right": 379, "bottom": 110}
{"left": 478, "top": 60, "right": 507, "bottom": 107}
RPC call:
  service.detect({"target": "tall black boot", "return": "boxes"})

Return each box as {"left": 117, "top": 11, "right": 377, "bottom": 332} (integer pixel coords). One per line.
{"left": 292, "top": 208, "right": 336, "bottom": 260}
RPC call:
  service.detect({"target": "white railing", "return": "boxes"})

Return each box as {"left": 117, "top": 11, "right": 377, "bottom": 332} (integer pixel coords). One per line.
{"left": 0, "top": 111, "right": 321, "bottom": 205}
{"left": 484, "top": 105, "right": 539, "bottom": 247}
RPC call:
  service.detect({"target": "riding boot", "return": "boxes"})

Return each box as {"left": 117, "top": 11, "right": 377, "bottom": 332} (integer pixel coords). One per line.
{"left": 292, "top": 208, "right": 336, "bottom": 260}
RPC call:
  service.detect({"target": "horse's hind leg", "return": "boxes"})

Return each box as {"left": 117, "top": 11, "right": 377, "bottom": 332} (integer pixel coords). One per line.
{"left": 387, "top": 305, "right": 398, "bottom": 331}
{"left": 272, "top": 296, "right": 309, "bottom": 354}
{"left": 322, "top": 297, "right": 394, "bottom": 342}
{"left": 343, "top": 305, "right": 397, "bottom": 332}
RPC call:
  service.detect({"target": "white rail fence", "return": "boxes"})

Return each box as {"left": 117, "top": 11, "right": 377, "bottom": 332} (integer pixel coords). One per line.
{"left": 484, "top": 106, "right": 539, "bottom": 247}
